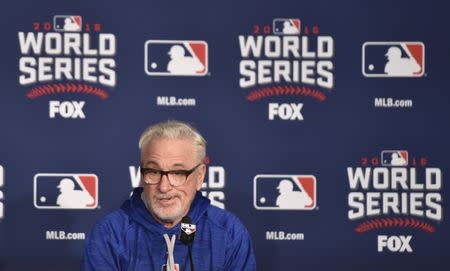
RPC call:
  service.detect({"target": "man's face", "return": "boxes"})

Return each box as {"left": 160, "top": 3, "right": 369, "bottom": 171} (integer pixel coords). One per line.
{"left": 141, "top": 137, "right": 205, "bottom": 228}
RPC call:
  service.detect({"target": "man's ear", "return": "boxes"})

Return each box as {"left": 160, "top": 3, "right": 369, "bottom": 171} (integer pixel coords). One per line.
{"left": 196, "top": 164, "right": 206, "bottom": 191}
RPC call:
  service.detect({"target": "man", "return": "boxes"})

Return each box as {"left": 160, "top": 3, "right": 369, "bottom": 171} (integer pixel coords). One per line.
{"left": 84, "top": 120, "right": 256, "bottom": 270}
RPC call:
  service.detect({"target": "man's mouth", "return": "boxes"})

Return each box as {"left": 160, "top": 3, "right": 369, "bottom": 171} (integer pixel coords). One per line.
{"left": 157, "top": 195, "right": 178, "bottom": 206}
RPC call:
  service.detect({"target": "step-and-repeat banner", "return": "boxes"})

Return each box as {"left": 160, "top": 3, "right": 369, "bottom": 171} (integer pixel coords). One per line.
{"left": 0, "top": 0, "right": 449, "bottom": 270}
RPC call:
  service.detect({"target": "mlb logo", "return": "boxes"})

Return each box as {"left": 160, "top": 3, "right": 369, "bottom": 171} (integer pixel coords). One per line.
{"left": 362, "top": 41, "right": 425, "bottom": 77}
{"left": 53, "top": 15, "right": 82, "bottom": 32}
{"left": 381, "top": 150, "right": 408, "bottom": 167}
{"left": 253, "top": 175, "right": 316, "bottom": 210}
{"left": 33, "top": 173, "right": 98, "bottom": 209}
{"left": 145, "top": 40, "right": 208, "bottom": 76}
{"left": 181, "top": 222, "right": 196, "bottom": 235}
{"left": 273, "top": 18, "right": 301, "bottom": 35}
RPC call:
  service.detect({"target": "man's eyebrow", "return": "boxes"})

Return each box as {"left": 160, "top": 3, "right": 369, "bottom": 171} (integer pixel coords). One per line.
{"left": 171, "top": 163, "right": 187, "bottom": 169}
{"left": 142, "top": 161, "right": 187, "bottom": 169}
{"left": 143, "top": 161, "right": 159, "bottom": 167}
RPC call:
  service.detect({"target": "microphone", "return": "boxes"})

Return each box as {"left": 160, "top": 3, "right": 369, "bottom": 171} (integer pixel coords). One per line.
{"left": 180, "top": 216, "right": 196, "bottom": 245}
{"left": 180, "top": 216, "right": 196, "bottom": 271}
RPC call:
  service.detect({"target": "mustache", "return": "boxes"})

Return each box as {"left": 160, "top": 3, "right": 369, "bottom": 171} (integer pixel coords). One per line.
{"left": 155, "top": 194, "right": 179, "bottom": 200}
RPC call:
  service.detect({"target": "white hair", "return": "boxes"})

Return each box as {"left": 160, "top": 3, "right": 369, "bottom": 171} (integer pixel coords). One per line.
{"left": 138, "top": 120, "right": 206, "bottom": 163}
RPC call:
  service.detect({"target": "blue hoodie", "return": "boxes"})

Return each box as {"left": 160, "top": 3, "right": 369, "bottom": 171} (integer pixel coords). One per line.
{"left": 84, "top": 188, "right": 256, "bottom": 271}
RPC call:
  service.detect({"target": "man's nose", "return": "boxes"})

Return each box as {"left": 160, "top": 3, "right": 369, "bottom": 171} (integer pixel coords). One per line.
{"left": 158, "top": 173, "right": 172, "bottom": 192}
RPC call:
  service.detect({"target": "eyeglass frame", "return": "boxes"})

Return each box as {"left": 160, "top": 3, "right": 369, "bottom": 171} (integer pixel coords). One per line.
{"left": 140, "top": 163, "right": 203, "bottom": 187}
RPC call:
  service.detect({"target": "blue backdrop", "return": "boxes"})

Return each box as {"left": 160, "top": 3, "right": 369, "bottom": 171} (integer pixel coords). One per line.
{"left": 0, "top": 0, "right": 449, "bottom": 270}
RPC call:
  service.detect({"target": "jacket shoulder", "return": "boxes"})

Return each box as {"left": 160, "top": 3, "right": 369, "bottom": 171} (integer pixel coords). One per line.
{"left": 203, "top": 206, "right": 256, "bottom": 270}
{"left": 204, "top": 205, "right": 250, "bottom": 240}
{"left": 86, "top": 209, "right": 132, "bottom": 254}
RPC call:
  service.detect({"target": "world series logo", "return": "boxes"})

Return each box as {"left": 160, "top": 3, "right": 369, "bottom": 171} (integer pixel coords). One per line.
{"left": 347, "top": 150, "right": 443, "bottom": 253}
{"left": 18, "top": 15, "right": 117, "bottom": 119}
{"left": 238, "top": 18, "right": 335, "bottom": 121}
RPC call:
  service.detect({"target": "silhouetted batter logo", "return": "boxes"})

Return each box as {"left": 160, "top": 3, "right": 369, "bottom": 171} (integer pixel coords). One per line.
{"left": 362, "top": 42, "right": 425, "bottom": 77}
{"left": 53, "top": 15, "right": 82, "bottom": 32}
{"left": 145, "top": 40, "right": 208, "bottom": 76}
{"left": 33, "top": 173, "right": 98, "bottom": 209}
{"left": 253, "top": 175, "right": 316, "bottom": 210}
{"left": 273, "top": 18, "right": 301, "bottom": 35}
{"left": 381, "top": 150, "right": 408, "bottom": 166}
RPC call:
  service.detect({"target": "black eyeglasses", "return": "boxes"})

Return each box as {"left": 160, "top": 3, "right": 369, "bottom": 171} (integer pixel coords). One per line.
{"left": 140, "top": 163, "right": 202, "bottom": 187}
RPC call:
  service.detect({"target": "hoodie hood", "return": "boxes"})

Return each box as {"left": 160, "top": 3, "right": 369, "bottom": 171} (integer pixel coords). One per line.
{"left": 120, "top": 187, "right": 210, "bottom": 235}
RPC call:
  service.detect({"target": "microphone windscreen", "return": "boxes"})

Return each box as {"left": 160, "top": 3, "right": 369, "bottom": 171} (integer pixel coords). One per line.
{"left": 180, "top": 216, "right": 196, "bottom": 245}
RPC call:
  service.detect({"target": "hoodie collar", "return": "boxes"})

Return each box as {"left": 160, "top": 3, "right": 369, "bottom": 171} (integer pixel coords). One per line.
{"left": 121, "top": 187, "right": 210, "bottom": 234}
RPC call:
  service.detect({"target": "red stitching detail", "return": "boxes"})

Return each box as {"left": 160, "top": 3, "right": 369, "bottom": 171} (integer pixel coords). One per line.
{"left": 245, "top": 85, "right": 327, "bottom": 102}
{"left": 355, "top": 217, "right": 436, "bottom": 234}
{"left": 26, "top": 83, "right": 110, "bottom": 100}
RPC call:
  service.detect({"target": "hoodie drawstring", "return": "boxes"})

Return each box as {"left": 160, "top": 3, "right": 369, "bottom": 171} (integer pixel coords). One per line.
{"left": 163, "top": 233, "right": 176, "bottom": 271}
